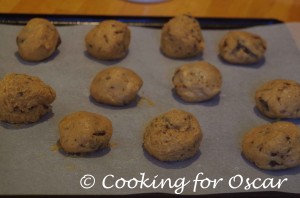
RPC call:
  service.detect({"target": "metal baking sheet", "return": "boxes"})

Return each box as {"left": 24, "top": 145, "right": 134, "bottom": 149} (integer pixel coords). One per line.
{"left": 0, "top": 23, "right": 300, "bottom": 196}
{"left": 0, "top": 14, "right": 282, "bottom": 29}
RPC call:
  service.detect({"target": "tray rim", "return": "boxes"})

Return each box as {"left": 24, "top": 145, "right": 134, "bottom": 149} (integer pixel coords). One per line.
{"left": 0, "top": 13, "right": 282, "bottom": 29}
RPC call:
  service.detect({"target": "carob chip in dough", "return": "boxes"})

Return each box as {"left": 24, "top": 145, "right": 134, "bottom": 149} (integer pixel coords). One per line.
{"left": 0, "top": 73, "right": 56, "bottom": 124}
{"left": 90, "top": 66, "right": 143, "bottom": 106}
{"left": 242, "top": 121, "right": 300, "bottom": 170}
{"left": 172, "top": 61, "right": 222, "bottom": 102}
{"left": 85, "top": 20, "right": 131, "bottom": 60}
{"left": 219, "top": 31, "right": 266, "bottom": 64}
{"left": 16, "top": 18, "right": 61, "bottom": 62}
{"left": 59, "top": 111, "right": 113, "bottom": 154}
{"left": 143, "top": 109, "right": 202, "bottom": 162}
{"left": 160, "top": 14, "right": 205, "bottom": 58}
{"left": 255, "top": 79, "right": 300, "bottom": 118}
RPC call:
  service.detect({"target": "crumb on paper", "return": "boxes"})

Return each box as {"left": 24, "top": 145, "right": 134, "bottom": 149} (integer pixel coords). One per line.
{"left": 138, "top": 96, "right": 155, "bottom": 107}
{"left": 50, "top": 143, "right": 60, "bottom": 152}
{"left": 110, "top": 141, "right": 118, "bottom": 148}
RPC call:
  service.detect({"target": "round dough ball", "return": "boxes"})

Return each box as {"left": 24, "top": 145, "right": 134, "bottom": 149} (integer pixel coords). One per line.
{"left": 219, "top": 31, "right": 266, "bottom": 64}
{"left": 16, "top": 18, "right": 61, "bottom": 62}
{"left": 59, "top": 111, "right": 113, "bottom": 154}
{"left": 85, "top": 20, "right": 131, "bottom": 60}
{"left": 242, "top": 121, "right": 300, "bottom": 170}
{"left": 255, "top": 79, "right": 300, "bottom": 118}
{"left": 160, "top": 14, "right": 205, "bottom": 58}
{"left": 143, "top": 109, "right": 202, "bottom": 161}
{"left": 0, "top": 73, "right": 56, "bottom": 124}
{"left": 90, "top": 66, "right": 143, "bottom": 106}
{"left": 172, "top": 61, "right": 222, "bottom": 102}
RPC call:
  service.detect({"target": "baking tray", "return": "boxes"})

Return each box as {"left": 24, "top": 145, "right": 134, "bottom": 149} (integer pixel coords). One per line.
{"left": 0, "top": 15, "right": 299, "bottom": 198}
{"left": 0, "top": 14, "right": 282, "bottom": 29}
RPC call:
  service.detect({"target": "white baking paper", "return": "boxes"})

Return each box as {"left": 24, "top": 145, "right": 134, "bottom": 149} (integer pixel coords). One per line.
{"left": 0, "top": 23, "right": 300, "bottom": 195}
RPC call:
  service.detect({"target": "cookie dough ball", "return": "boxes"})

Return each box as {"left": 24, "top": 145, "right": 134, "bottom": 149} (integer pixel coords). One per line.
{"left": 85, "top": 20, "right": 131, "bottom": 60}
{"left": 143, "top": 109, "right": 202, "bottom": 161}
{"left": 16, "top": 18, "right": 61, "bottom": 62}
{"left": 172, "top": 61, "right": 222, "bottom": 102}
{"left": 219, "top": 31, "right": 266, "bottom": 64}
{"left": 0, "top": 73, "right": 56, "bottom": 124}
{"left": 90, "top": 66, "right": 143, "bottom": 106}
{"left": 255, "top": 79, "right": 300, "bottom": 118}
{"left": 242, "top": 121, "right": 300, "bottom": 170}
{"left": 59, "top": 111, "right": 113, "bottom": 154}
{"left": 161, "top": 14, "right": 205, "bottom": 58}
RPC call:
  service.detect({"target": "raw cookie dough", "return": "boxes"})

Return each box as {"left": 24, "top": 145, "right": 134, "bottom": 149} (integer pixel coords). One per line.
{"left": 255, "top": 79, "right": 300, "bottom": 118}
{"left": 0, "top": 73, "right": 56, "bottom": 124}
{"left": 242, "top": 121, "right": 300, "bottom": 170}
{"left": 143, "top": 109, "right": 202, "bottom": 162}
{"left": 59, "top": 111, "right": 113, "bottom": 154}
{"left": 172, "top": 61, "right": 222, "bottom": 102}
{"left": 85, "top": 20, "right": 131, "bottom": 60}
{"left": 90, "top": 66, "right": 143, "bottom": 106}
{"left": 16, "top": 18, "right": 61, "bottom": 62}
{"left": 160, "top": 14, "right": 205, "bottom": 58}
{"left": 219, "top": 31, "right": 266, "bottom": 64}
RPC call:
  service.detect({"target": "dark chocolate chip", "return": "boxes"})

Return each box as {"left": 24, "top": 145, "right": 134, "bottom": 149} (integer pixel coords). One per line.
{"left": 104, "top": 35, "right": 109, "bottom": 43}
{"left": 93, "top": 130, "right": 106, "bottom": 136}
{"left": 13, "top": 106, "right": 19, "bottom": 112}
{"left": 223, "top": 40, "right": 228, "bottom": 48}
{"left": 269, "top": 160, "right": 280, "bottom": 167}
{"left": 43, "top": 105, "right": 49, "bottom": 110}
{"left": 235, "top": 40, "right": 258, "bottom": 59}
{"left": 259, "top": 97, "right": 269, "bottom": 111}
{"left": 17, "top": 92, "right": 24, "bottom": 97}
{"left": 277, "top": 97, "right": 281, "bottom": 102}
{"left": 28, "top": 105, "right": 37, "bottom": 111}
{"left": 270, "top": 152, "right": 278, "bottom": 156}
{"left": 114, "top": 30, "right": 124, "bottom": 34}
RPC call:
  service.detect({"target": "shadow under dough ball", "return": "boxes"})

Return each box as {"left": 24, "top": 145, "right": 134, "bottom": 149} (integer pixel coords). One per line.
{"left": 172, "top": 61, "right": 222, "bottom": 102}
{"left": 16, "top": 18, "right": 61, "bottom": 62}
{"left": 90, "top": 66, "right": 143, "bottom": 106}
{"left": 59, "top": 111, "right": 113, "bottom": 154}
{"left": 255, "top": 79, "right": 300, "bottom": 118}
{"left": 85, "top": 20, "right": 131, "bottom": 60}
{"left": 242, "top": 121, "right": 300, "bottom": 170}
{"left": 143, "top": 109, "right": 203, "bottom": 162}
{"left": 219, "top": 31, "right": 266, "bottom": 64}
{"left": 160, "top": 14, "right": 205, "bottom": 59}
{"left": 0, "top": 73, "right": 56, "bottom": 124}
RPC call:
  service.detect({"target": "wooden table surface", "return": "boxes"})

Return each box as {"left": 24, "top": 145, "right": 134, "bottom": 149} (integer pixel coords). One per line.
{"left": 0, "top": 0, "right": 299, "bottom": 22}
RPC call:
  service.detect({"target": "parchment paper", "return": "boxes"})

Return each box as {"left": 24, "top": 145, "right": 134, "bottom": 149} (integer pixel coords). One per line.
{"left": 0, "top": 23, "right": 300, "bottom": 195}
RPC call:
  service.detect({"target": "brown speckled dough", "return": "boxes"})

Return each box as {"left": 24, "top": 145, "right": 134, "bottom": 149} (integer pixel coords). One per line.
{"left": 143, "top": 109, "right": 202, "bottom": 162}
{"left": 242, "top": 121, "right": 300, "bottom": 170}
{"left": 0, "top": 73, "right": 56, "bottom": 124}
{"left": 90, "top": 66, "right": 143, "bottom": 106}
{"left": 85, "top": 20, "right": 130, "bottom": 60}
{"left": 59, "top": 111, "right": 113, "bottom": 154}
{"left": 17, "top": 18, "right": 61, "bottom": 62}
{"left": 255, "top": 79, "right": 300, "bottom": 118}
{"left": 160, "top": 14, "right": 205, "bottom": 58}
{"left": 172, "top": 61, "right": 222, "bottom": 102}
{"left": 219, "top": 31, "right": 266, "bottom": 64}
